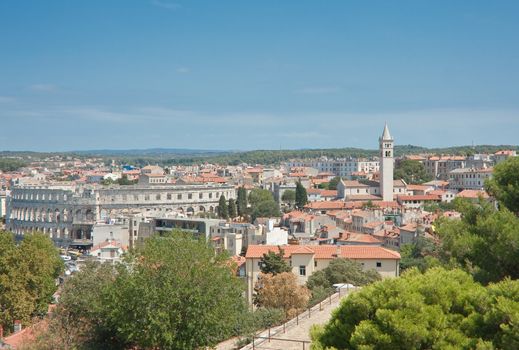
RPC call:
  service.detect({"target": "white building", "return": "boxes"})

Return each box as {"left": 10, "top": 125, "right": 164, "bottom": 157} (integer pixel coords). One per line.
{"left": 448, "top": 167, "right": 493, "bottom": 191}
{"left": 380, "top": 123, "right": 394, "bottom": 202}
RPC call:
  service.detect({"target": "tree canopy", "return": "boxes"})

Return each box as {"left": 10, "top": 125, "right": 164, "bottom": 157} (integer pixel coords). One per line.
{"left": 228, "top": 198, "right": 237, "bottom": 219}
{"left": 311, "top": 267, "right": 519, "bottom": 350}
{"left": 295, "top": 181, "right": 308, "bottom": 209}
{"left": 307, "top": 258, "right": 381, "bottom": 292}
{"left": 485, "top": 156, "right": 519, "bottom": 213}
{"left": 394, "top": 159, "right": 432, "bottom": 184}
{"left": 436, "top": 198, "right": 519, "bottom": 284}
{"left": 0, "top": 231, "right": 63, "bottom": 336}
{"left": 236, "top": 186, "right": 248, "bottom": 217}
{"left": 259, "top": 249, "right": 291, "bottom": 275}
{"left": 218, "top": 195, "right": 229, "bottom": 219}
{"left": 28, "top": 230, "right": 247, "bottom": 349}
{"left": 281, "top": 189, "right": 296, "bottom": 204}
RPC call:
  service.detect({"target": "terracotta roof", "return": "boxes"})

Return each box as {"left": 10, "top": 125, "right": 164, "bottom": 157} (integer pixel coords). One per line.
{"left": 338, "top": 232, "right": 383, "bottom": 244}
{"left": 406, "top": 184, "right": 431, "bottom": 191}
{"left": 305, "top": 201, "right": 347, "bottom": 210}
{"left": 398, "top": 195, "right": 440, "bottom": 201}
{"left": 245, "top": 244, "right": 400, "bottom": 260}
{"left": 457, "top": 190, "right": 490, "bottom": 199}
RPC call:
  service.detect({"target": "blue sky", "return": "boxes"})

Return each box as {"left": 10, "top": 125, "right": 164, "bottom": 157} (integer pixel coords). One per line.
{"left": 0, "top": 0, "right": 518, "bottom": 151}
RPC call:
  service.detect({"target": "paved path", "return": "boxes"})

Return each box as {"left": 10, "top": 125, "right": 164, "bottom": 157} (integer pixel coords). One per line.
{"left": 216, "top": 289, "right": 355, "bottom": 350}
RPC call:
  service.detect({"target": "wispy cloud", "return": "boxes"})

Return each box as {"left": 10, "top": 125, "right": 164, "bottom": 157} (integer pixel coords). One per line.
{"left": 295, "top": 86, "right": 339, "bottom": 95}
{"left": 176, "top": 67, "right": 190, "bottom": 74}
{"left": 151, "top": 0, "right": 181, "bottom": 10}
{"left": 29, "top": 84, "right": 58, "bottom": 92}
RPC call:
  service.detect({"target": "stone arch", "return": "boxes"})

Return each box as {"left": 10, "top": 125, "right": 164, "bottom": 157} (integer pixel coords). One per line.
{"left": 62, "top": 208, "right": 69, "bottom": 222}
{"left": 209, "top": 206, "right": 214, "bottom": 213}
{"left": 186, "top": 207, "right": 195, "bottom": 216}
{"left": 47, "top": 208, "right": 53, "bottom": 223}
{"left": 75, "top": 209, "right": 82, "bottom": 221}
{"left": 85, "top": 209, "right": 94, "bottom": 221}
{"left": 55, "top": 208, "right": 61, "bottom": 223}
{"left": 199, "top": 206, "right": 206, "bottom": 212}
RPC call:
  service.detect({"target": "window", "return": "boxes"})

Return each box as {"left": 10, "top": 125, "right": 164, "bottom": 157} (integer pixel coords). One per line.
{"left": 188, "top": 193, "right": 193, "bottom": 199}
{"left": 144, "top": 195, "right": 150, "bottom": 201}
{"left": 209, "top": 193, "right": 213, "bottom": 199}
{"left": 156, "top": 194, "right": 161, "bottom": 200}
{"left": 376, "top": 262, "right": 382, "bottom": 268}
{"left": 299, "top": 265, "right": 306, "bottom": 276}
{"left": 314, "top": 260, "right": 317, "bottom": 267}
{"left": 199, "top": 193, "right": 203, "bottom": 199}
{"left": 177, "top": 194, "right": 182, "bottom": 200}
{"left": 167, "top": 193, "right": 172, "bottom": 200}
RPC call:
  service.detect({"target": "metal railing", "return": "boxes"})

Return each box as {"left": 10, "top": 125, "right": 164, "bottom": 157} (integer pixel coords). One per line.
{"left": 241, "top": 286, "right": 357, "bottom": 350}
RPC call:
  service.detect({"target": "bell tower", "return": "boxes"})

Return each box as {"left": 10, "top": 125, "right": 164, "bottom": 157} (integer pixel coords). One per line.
{"left": 379, "top": 123, "right": 394, "bottom": 202}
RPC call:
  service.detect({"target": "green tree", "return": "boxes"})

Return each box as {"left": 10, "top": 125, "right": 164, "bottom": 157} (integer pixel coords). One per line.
{"left": 306, "top": 258, "right": 381, "bottom": 301}
{"left": 328, "top": 177, "right": 341, "bottom": 190}
{"left": 295, "top": 181, "right": 308, "bottom": 209}
{"left": 18, "top": 234, "right": 64, "bottom": 316}
{"left": 281, "top": 189, "right": 296, "bottom": 206}
{"left": 436, "top": 198, "right": 519, "bottom": 284}
{"left": 27, "top": 262, "right": 121, "bottom": 350}
{"left": 228, "top": 198, "right": 237, "bottom": 219}
{"left": 248, "top": 188, "right": 274, "bottom": 207}
{"left": 218, "top": 195, "right": 229, "bottom": 219}
{"left": 259, "top": 250, "right": 291, "bottom": 275}
{"left": 106, "top": 231, "right": 246, "bottom": 349}
{"left": 311, "top": 267, "right": 519, "bottom": 350}
{"left": 236, "top": 186, "right": 248, "bottom": 217}
{"left": 251, "top": 200, "right": 281, "bottom": 220}
{"left": 399, "top": 236, "right": 440, "bottom": 272}
{"left": 394, "top": 159, "right": 432, "bottom": 184}
{"left": 0, "top": 158, "right": 26, "bottom": 172}
{"left": 0, "top": 231, "right": 63, "bottom": 336}
{"left": 485, "top": 156, "right": 519, "bottom": 214}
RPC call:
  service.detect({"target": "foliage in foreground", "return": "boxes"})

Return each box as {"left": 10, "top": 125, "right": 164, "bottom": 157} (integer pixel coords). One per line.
{"left": 311, "top": 267, "right": 519, "bottom": 350}
{"left": 306, "top": 259, "right": 381, "bottom": 305}
{"left": 436, "top": 198, "right": 519, "bottom": 284}
{"left": 0, "top": 231, "right": 63, "bottom": 335}
{"left": 485, "top": 156, "right": 519, "bottom": 214}
{"left": 28, "top": 231, "right": 248, "bottom": 350}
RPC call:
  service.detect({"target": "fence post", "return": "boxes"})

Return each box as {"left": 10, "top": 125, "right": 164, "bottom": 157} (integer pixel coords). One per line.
{"left": 283, "top": 322, "right": 286, "bottom": 333}
{"left": 303, "top": 341, "right": 306, "bottom": 350}
{"left": 308, "top": 307, "right": 311, "bottom": 318}
{"left": 297, "top": 314, "right": 299, "bottom": 325}
{"left": 268, "top": 327, "right": 271, "bottom": 342}
{"left": 320, "top": 301, "right": 322, "bottom": 311}
{"left": 252, "top": 336, "right": 255, "bottom": 350}
{"left": 329, "top": 293, "right": 331, "bottom": 305}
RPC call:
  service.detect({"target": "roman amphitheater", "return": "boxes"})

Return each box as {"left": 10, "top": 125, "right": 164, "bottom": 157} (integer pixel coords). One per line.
{"left": 6, "top": 182, "right": 235, "bottom": 244}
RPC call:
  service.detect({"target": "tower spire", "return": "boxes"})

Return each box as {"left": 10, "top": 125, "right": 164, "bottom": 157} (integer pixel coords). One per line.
{"left": 381, "top": 122, "right": 392, "bottom": 140}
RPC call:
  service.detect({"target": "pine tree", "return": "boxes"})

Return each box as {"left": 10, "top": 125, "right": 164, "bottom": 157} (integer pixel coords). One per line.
{"left": 218, "top": 195, "right": 229, "bottom": 219}
{"left": 228, "top": 198, "right": 237, "bottom": 219}
{"left": 236, "top": 187, "right": 248, "bottom": 217}
{"left": 295, "top": 181, "right": 308, "bottom": 209}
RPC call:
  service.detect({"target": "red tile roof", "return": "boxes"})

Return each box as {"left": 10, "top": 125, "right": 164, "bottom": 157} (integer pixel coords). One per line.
{"left": 245, "top": 244, "right": 400, "bottom": 260}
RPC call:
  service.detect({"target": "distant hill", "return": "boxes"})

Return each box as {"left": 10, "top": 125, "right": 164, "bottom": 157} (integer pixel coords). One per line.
{"left": 1, "top": 144, "right": 518, "bottom": 167}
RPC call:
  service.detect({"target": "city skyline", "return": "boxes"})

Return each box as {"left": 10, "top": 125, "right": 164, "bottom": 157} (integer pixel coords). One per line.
{"left": 1, "top": 1, "right": 519, "bottom": 151}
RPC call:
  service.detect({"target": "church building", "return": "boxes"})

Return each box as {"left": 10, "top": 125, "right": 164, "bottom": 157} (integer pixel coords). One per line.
{"left": 337, "top": 123, "right": 408, "bottom": 201}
